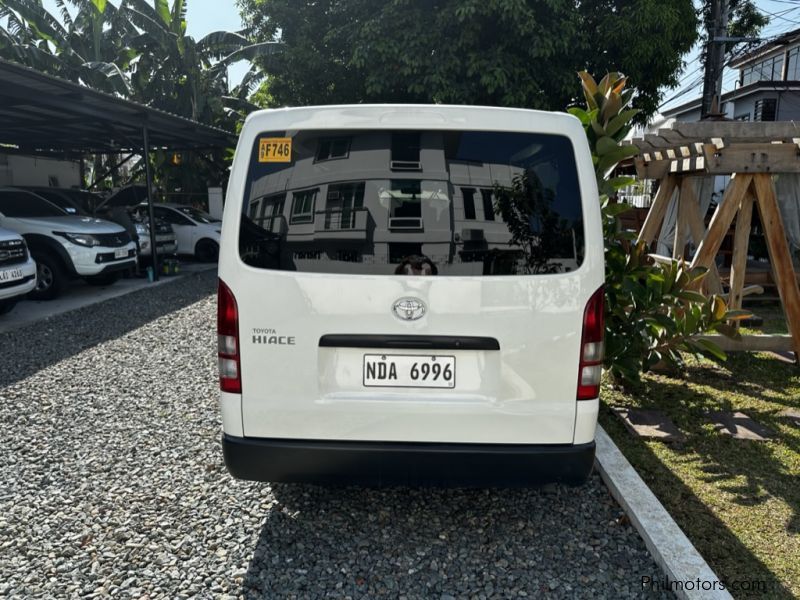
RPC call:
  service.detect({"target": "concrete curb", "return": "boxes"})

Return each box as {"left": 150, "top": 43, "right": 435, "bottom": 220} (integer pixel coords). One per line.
{"left": 594, "top": 426, "right": 732, "bottom": 600}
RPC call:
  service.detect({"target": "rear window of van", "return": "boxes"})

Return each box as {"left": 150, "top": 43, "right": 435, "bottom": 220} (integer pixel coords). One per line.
{"left": 239, "top": 129, "right": 584, "bottom": 276}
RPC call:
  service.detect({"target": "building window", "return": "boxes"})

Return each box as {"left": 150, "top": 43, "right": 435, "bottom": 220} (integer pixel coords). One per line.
{"left": 389, "top": 180, "right": 422, "bottom": 229}
{"left": 480, "top": 189, "right": 495, "bottom": 221}
{"left": 389, "top": 243, "right": 422, "bottom": 264}
{"left": 391, "top": 132, "right": 422, "bottom": 170}
{"left": 462, "top": 188, "right": 476, "bottom": 220}
{"left": 754, "top": 98, "right": 777, "bottom": 122}
{"left": 788, "top": 47, "right": 800, "bottom": 80}
{"left": 325, "top": 182, "right": 365, "bottom": 229}
{"left": 315, "top": 137, "right": 350, "bottom": 161}
{"left": 290, "top": 189, "right": 317, "bottom": 223}
{"left": 741, "top": 54, "right": 784, "bottom": 86}
{"left": 257, "top": 193, "right": 285, "bottom": 231}
{"left": 735, "top": 113, "right": 751, "bottom": 121}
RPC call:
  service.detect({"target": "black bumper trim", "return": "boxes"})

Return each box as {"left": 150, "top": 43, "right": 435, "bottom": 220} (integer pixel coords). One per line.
{"left": 319, "top": 334, "right": 500, "bottom": 351}
{"left": 222, "top": 435, "right": 595, "bottom": 487}
{"left": 94, "top": 260, "right": 136, "bottom": 275}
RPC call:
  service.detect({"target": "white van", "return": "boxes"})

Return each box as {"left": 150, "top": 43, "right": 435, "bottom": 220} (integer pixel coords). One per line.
{"left": 218, "top": 105, "right": 604, "bottom": 486}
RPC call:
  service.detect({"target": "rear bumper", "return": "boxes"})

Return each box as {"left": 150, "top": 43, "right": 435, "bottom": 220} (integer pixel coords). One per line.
{"left": 222, "top": 434, "right": 595, "bottom": 487}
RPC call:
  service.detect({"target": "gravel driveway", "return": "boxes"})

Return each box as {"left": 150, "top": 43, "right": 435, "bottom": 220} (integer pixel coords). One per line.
{"left": 0, "top": 271, "right": 671, "bottom": 599}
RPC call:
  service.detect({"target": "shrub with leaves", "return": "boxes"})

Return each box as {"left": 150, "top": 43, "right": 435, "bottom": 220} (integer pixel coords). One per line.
{"left": 568, "top": 72, "right": 747, "bottom": 382}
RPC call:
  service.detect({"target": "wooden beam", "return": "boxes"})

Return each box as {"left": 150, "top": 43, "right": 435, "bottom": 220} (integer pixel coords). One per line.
{"left": 694, "top": 334, "right": 794, "bottom": 353}
{"left": 729, "top": 191, "right": 755, "bottom": 312}
{"left": 673, "top": 178, "right": 693, "bottom": 260}
{"left": 673, "top": 120, "right": 800, "bottom": 142}
{"left": 678, "top": 182, "right": 723, "bottom": 295}
{"left": 751, "top": 173, "right": 800, "bottom": 358}
{"left": 634, "top": 157, "right": 670, "bottom": 180}
{"left": 690, "top": 174, "right": 752, "bottom": 282}
{"left": 637, "top": 175, "right": 678, "bottom": 245}
{"left": 703, "top": 142, "right": 800, "bottom": 174}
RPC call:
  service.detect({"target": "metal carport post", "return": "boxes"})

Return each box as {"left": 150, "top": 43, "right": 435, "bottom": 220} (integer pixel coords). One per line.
{"left": 142, "top": 125, "right": 159, "bottom": 282}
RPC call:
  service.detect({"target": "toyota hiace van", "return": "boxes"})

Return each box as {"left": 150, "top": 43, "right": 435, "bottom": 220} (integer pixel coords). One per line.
{"left": 218, "top": 105, "right": 603, "bottom": 486}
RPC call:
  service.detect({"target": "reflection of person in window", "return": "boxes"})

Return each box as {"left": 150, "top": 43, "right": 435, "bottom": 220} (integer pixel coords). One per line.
{"left": 394, "top": 255, "right": 438, "bottom": 275}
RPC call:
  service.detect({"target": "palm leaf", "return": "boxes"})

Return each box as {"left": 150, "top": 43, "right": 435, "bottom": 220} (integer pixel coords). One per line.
{"left": 154, "top": 0, "right": 171, "bottom": 26}
{"left": 2, "top": 0, "right": 72, "bottom": 48}
{"left": 215, "top": 41, "right": 282, "bottom": 67}
{"left": 197, "top": 30, "right": 250, "bottom": 58}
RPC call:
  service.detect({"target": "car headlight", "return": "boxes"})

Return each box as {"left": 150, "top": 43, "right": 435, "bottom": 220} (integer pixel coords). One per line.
{"left": 54, "top": 232, "right": 101, "bottom": 247}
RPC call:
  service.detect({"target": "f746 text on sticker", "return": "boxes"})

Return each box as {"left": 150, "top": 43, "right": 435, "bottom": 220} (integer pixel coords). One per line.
{"left": 258, "top": 137, "right": 292, "bottom": 162}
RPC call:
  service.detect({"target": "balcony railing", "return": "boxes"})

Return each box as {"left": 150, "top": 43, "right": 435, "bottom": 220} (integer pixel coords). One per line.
{"left": 312, "top": 207, "right": 369, "bottom": 239}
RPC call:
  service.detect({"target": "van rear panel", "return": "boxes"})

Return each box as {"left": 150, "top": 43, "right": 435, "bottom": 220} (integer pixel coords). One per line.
{"left": 220, "top": 105, "right": 603, "bottom": 449}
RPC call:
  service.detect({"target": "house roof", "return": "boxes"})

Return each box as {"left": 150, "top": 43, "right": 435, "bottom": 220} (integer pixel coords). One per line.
{"left": 661, "top": 80, "right": 800, "bottom": 118}
{"left": 0, "top": 59, "right": 237, "bottom": 156}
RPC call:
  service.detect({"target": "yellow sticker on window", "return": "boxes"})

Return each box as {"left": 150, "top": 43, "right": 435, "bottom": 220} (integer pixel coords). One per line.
{"left": 258, "top": 137, "right": 292, "bottom": 163}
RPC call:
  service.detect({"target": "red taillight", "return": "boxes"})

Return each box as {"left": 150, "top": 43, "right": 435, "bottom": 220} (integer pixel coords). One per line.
{"left": 577, "top": 285, "right": 604, "bottom": 400}
{"left": 217, "top": 278, "right": 241, "bottom": 394}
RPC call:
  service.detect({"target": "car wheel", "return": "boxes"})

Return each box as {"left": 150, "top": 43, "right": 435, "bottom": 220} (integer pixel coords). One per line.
{"left": 84, "top": 272, "right": 122, "bottom": 286}
{"left": 0, "top": 298, "right": 18, "bottom": 315}
{"left": 195, "top": 239, "right": 219, "bottom": 262}
{"left": 28, "top": 253, "right": 65, "bottom": 300}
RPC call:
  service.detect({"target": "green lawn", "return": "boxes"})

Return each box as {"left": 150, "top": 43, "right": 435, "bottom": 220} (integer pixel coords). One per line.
{"left": 600, "top": 345, "right": 800, "bottom": 599}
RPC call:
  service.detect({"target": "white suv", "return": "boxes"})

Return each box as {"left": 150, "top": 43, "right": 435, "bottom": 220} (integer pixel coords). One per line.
{"left": 217, "top": 105, "right": 604, "bottom": 486}
{"left": 0, "top": 226, "right": 36, "bottom": 315}
{"left": 0, "top": 188, "right": 137, "bottom": 299}
{"left": 149, "top": 204, "right": 221, "bottom": 261}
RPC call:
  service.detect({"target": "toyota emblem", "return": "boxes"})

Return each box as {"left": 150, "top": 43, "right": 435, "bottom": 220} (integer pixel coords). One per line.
{"left": 392, "top": 298, "right": 426, "bottom": 321}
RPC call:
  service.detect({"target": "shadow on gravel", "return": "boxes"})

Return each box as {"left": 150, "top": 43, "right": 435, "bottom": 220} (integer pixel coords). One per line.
{"left": 0, "top": 271, "right": 216, "bottom": 388}
{"left": 241, "top": 477, "right": 670, "bottom": 599}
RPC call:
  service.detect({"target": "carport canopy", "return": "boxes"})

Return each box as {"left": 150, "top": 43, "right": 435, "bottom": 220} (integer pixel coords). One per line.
{"left": 0, "top": 58, "right": 236, "bottom": 155}
{"left": 0, "top": 58, "right": 237, "bottom": 282}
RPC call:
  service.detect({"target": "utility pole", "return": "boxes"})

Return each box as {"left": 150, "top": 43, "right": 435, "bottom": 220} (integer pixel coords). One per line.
{"left": 701, "top": 0, "right": 730, "bottom": 118}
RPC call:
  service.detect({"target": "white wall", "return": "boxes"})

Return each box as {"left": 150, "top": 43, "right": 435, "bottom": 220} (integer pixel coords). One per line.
{"left": 0, "top": 154, "right": 80, "bottom": 188}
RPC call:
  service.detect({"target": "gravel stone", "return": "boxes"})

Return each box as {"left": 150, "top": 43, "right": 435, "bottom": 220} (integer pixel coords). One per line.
{"left": 0, "top": 271, "right": 672, "bottom": 598}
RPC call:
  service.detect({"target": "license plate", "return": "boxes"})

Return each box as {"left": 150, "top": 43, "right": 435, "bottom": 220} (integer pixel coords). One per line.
{"left": 363, "top": 354, "right": 455, "bottom": 388}
{"left": 0, "top": 267, "right": 23, "bottom": 283}
{"left": 114, "top": 247, "right": 128, "bottom": 259}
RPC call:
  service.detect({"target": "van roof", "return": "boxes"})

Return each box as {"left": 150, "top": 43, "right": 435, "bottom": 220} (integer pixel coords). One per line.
{"left": 242, "top": 104, "right": 584, "bottom": 138}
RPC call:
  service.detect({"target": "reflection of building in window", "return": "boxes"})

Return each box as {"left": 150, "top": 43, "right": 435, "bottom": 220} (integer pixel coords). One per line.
{"left": 391, "top": 132, "right": 421, "bottom": 171}
{"left": 389, "top": 180, "right": 422, "bottom": 229}
{"left": 290, "top": 189, "right": 317, "bottom": 223}
{"left": 242, "top": 129, "right": 584, "bottom": 276}
{"left": 256, "top": 193, "right": 285, "bottom": 233}
{"left": 315, "top": 137, "right": 351, "bottom": 161}
{"left": 389, "top": 242, "right": 422, "bottom": 263}
{"left": 462, "top": 188, "right": 476, "bottom": 220}
{"left": 480, "top": 189, "right": 495, "bottom": 221}
{"left": 324, "top": 182, "right": 365, "bottom": 230}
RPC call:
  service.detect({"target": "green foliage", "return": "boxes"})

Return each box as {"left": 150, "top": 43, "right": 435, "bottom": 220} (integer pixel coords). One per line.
{"left": 238, "top": 0, "right": 698, "bottom": 118}
{"left": 574, "top": 71, "right": 748, "bottom": 382}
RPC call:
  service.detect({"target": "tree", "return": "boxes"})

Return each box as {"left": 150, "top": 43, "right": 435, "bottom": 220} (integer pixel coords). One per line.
{"left": 238, "top": 0, "right": 699, "bottom": 117}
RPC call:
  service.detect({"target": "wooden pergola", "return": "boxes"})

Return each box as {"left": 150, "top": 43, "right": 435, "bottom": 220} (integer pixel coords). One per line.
{"left": 627, "top": 121, "right": 800, "bottom": 360}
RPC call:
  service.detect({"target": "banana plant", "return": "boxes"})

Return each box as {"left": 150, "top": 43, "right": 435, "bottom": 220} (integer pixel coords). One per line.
{"left": 0, "top": 0, "right": 132, "bottom": 95}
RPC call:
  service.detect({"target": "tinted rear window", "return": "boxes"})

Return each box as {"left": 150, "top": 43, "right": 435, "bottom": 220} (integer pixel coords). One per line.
{"left": 239, "top": 129, "right": 584, "bottom": 276}
{"left": 0, "top": 191, "right": 65, "bottom": 218}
